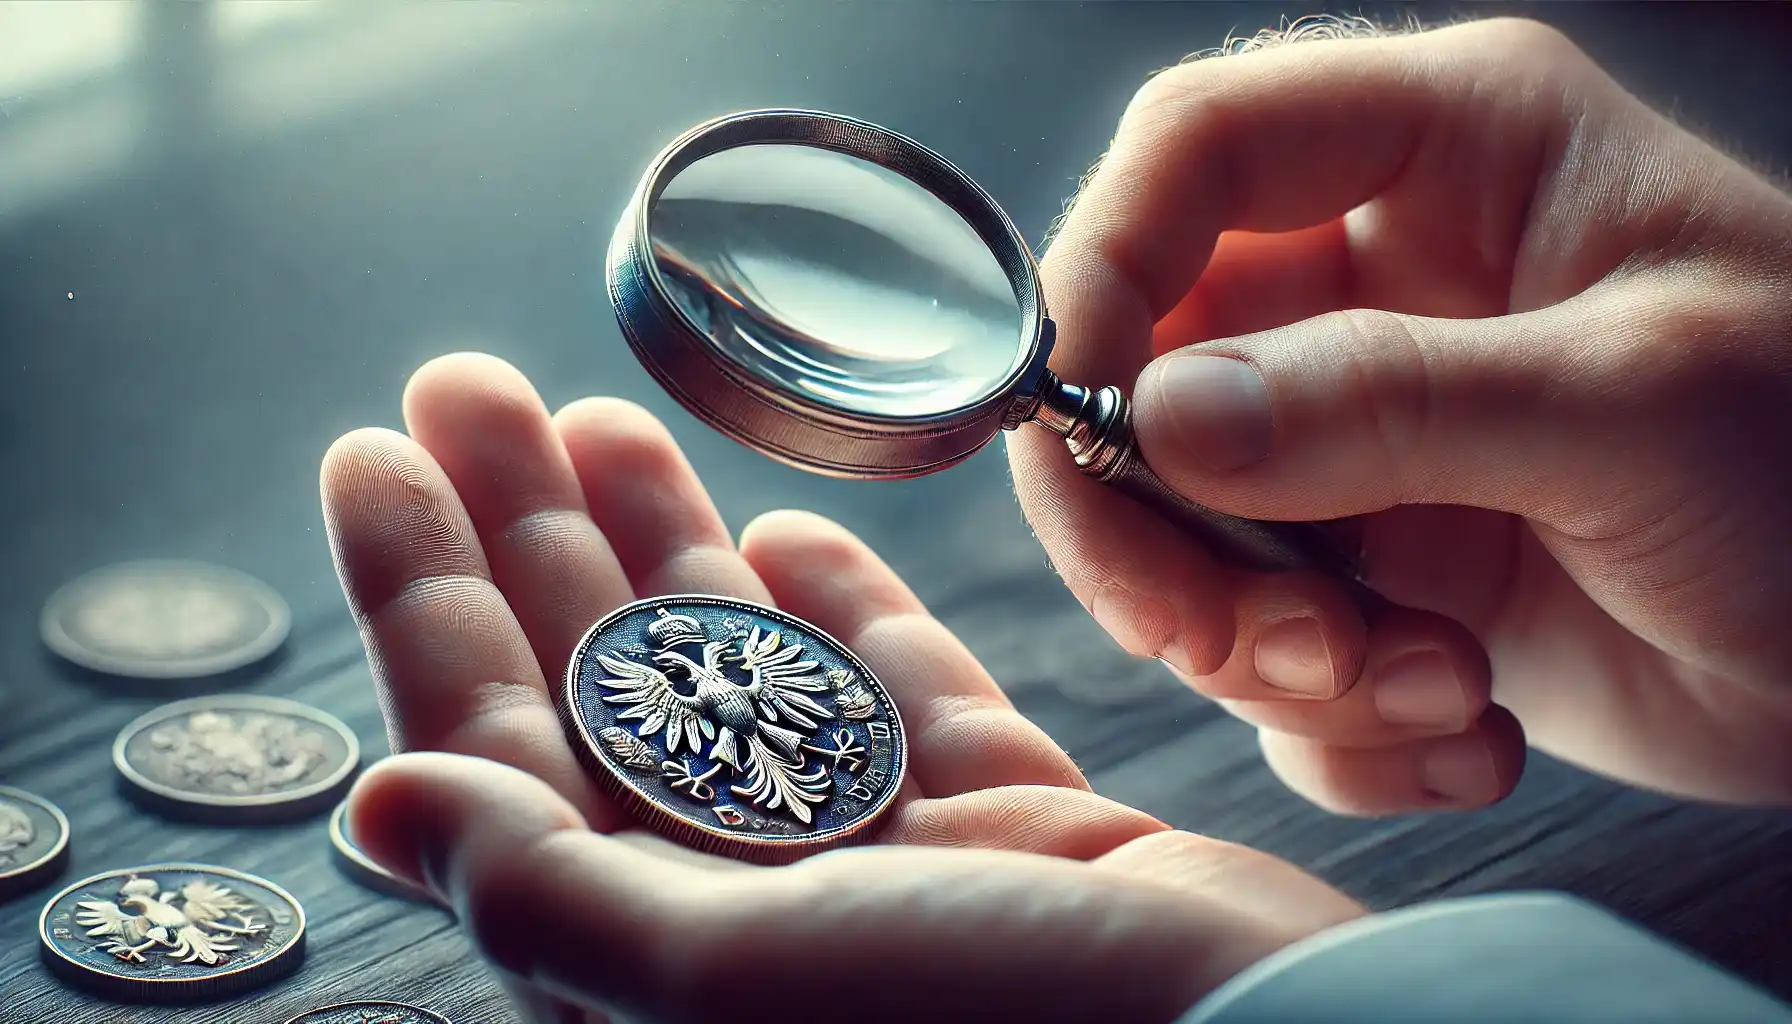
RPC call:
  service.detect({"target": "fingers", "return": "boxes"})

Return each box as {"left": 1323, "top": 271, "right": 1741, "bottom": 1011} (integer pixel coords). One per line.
{"left": 1174, "top": 570, "right": 1369, "bottom": 702}
{"left": 402, "top": 353, "right": 635, "bottom": 690}
{"left": 1007, "top": 18, "right": 1597, "bottom": 674}
{"left": 739, "top": 509, "right": 1090, "bottom": 797}
{"left": 555, "top": 397, "right": 771, "bottom": 603}
{"left": 1189, "top": 602, "right": 1491, "bottom": 743}
{"left": 321, "top": 428, "right": 618, "bottom": 825}
{"left": 1177, "top": 597, "right": 1507, "bottom": 814}
{"left": 353, "top": 752, "right": 1274, "bottom": 1024}
{"left": 1040, "top": 18, "right": 1579, "bottom": 386}
{"left": 881, "top": 786, "right": 1168, "bottom": 859}
{"left": 1094, "top": 830, "right": 1365, "bottom": 939}
{"left": 1257, "top": 705, "right": 1527, "bottom": 815}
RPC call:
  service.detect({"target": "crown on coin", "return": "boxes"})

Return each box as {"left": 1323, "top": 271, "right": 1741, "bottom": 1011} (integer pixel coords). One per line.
{"left": 647, "top": 608, "right": 706, "bottom": 649}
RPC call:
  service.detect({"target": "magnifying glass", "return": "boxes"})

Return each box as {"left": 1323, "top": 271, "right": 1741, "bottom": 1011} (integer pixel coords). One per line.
{"left": 606, "top": 109, "right": 1376, "bottom": 601}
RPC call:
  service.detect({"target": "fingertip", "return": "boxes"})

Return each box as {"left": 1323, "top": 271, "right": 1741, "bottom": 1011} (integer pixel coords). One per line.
{"left": 346, "top": 751, "right": 587, "bottom": 899}
{"left": 739, "top": 509, "right": 922, "bottom": 625}
{"left": 345, "top": 752, "right": 458, "bottom": 893}
{"left": 402, "top": 352, "right": 534, "bottom": 418}
{"left": 550, "top": 394, "right": 661, "bottom": 439}
{"left": 736, "top": 507, "right": 849, "bottom": 554}
{"left": 320, "top": 426, "right": 411, "bottom": 493}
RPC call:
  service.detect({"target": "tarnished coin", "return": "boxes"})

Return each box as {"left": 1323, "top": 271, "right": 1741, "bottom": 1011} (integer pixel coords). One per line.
{"left": 41, "top": 559, "right": 291, "bottom": 678}
{"left": 328, "top": 800, "right": 443, "bottom": 908}
{"left": 0, "top": 785, "right": 71, "bottom": 901}
{"left": 562, "top": 594, "right": 907, "bottom": 864}
{"left": 114, "top": 694, "right": 360, "bottom": 821}
{"left": 283, "top": 1001, "right": 452, "bottom": 1024}
{"left": 39, "top": 863, "right": 305, "bottom": 1002}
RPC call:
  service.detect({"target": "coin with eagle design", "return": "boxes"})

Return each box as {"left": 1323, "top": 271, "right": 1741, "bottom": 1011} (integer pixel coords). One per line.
{"left": 282, "top": 1001, "right": 452, "bottom": 1024}
{"left": 561, "top": 595, "right": 907, "bottom": 863}
{"left": 39, "top": 863, "right": 305, "bottom": 1001}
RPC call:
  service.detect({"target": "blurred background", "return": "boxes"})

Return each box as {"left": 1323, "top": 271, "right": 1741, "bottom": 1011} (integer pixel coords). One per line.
{"left": 1, "top": 3, "right": 1790, "bottom": 1021}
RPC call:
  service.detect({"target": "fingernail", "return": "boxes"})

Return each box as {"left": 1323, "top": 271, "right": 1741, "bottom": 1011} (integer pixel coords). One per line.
{"left": 1374, "top": 649, "right": 1467, "bottom": 727}
{"left": 1150, "top": 354, "right": 1272, "bottom": 472}
{"left": 1253, "top": 617, "right": 1333, "bottom": 697}
{"left": 1419, "top": 735, "right": 1500, "bottom": 804}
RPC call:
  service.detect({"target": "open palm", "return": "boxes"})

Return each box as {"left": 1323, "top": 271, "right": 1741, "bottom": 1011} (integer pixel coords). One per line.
{"left": 320, "top": 353, "right": 1360, "bottom": 1024}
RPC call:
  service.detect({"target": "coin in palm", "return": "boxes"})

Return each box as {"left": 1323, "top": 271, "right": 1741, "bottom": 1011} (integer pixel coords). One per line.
{"left": 563, "top": 595, "right": 908, "bottom": 864}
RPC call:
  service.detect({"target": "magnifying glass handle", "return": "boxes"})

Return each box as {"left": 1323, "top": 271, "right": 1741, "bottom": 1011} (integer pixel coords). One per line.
{"left": 1025, "top": 376, "right": 1386, "bottom": 614}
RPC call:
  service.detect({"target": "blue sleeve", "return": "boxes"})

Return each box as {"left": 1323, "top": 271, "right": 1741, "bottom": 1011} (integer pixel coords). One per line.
{"left": 1178, "top": 891, "right": 1791, "bottom": 1024}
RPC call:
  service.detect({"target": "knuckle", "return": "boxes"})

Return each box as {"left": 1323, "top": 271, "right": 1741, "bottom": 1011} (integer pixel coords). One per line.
{"left": 1465, "top": 16, "right": 1584, "bottom": 65}
{"left": 1121, "top": 64, "right": 1198, "bottom": 129}
{"left": 1324, "top": 309, "right": 1435, "bottom": 486}
{"left": 1471, "top": 18, "right": 1597, "bottom": 90}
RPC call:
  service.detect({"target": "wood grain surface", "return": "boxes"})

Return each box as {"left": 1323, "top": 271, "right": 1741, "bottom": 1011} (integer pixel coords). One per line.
{"left": 2, "top": 3, "right": 1789, "bottom": 1022}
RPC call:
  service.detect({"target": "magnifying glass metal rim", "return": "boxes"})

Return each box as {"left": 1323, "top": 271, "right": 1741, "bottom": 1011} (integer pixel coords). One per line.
{"left": 606, "top": 107, "right": 1055, "bottom": 479}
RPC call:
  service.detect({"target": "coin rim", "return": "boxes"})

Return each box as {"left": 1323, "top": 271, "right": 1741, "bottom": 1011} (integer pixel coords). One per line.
{"left": 0, "top": 784, "right": 71, "bottom": 890}
{"left": 282, "top": 1000, "right": 452, "bottom": 1024}
{"left": 112, "top": 693, "right": 362, "bottom": 809}
{"left": 561, "top": 593, "right": 909, "bottom": 859}
{"left": 37, "top": 861, "right": 307, "bottom": 989}
{"left": 40, "top": 558, "right": 293, "bottom": 678}
{"left": 327, "top": 800, "right": 443, "bottom": 907}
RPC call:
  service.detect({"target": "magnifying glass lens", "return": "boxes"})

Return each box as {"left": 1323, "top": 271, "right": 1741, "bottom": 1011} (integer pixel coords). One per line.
{"left": 649, "top": 143, "right": 1027, "bottom": 419}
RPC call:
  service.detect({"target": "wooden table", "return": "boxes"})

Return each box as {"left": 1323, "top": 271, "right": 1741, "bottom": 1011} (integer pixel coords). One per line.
{"left": 2, "top": 3, "right": 1788, "bottom": 1021}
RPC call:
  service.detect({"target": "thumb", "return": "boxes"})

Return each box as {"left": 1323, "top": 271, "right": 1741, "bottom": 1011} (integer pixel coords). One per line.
{"left": 1130, "top": 296, "right": 1666, "bottom": 530}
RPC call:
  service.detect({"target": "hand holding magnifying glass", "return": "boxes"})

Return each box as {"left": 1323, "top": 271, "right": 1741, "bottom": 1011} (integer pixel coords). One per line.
{"left": 605, "top": 110, "right": 1377, "bottom": 607}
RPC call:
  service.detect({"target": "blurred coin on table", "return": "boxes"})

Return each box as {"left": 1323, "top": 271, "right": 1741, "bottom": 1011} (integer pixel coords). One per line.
{"left": 41, "top": 559, "right": 291, "bottom": 679}
{"left": 0, "top": 785, "right": 70, "bottom": 902}
{"left": 328, "top": 799, "right": 445, "bottom": 909}
{"left": 283, "top": 1000, "right": 453, "bottom": 1024}
{"left": 39, "top": 863, "right": 305, "bottom": 1002}
{"left": 115, "top": 694, "right": 360, "bottom": 822}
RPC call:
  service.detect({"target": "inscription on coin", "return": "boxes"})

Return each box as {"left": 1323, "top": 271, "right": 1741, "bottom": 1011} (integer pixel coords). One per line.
{"left": 0, "top": 785, "right": 71, "bottom": 900}
{"left": 39, "top": 863, "right": 305, "bottom": 1000}
{"left": 40, "top": 559, "right": 291, "bottom": 678}
{"left": 283, "top": 1001, "right": 452, "bottom": 1024}
{"left": 115, "top": 694, "right": 360, "bottom": 820}
{"left": 563, "top": 596, "right": 907, "bottom": 862}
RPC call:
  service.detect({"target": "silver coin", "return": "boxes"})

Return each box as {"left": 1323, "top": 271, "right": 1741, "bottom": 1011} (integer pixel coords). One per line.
{"left": 114, "top": 694, "right": 360, "bottom": 821}
{"left": 41, "top": 559, "right": 291, "bottom": 678}
{"left": 563, "top": 595, "right": 908, "bottom": 864}
{"left": 283, "top": 1001, "right": 452, "bottom": 1024}
{"left": 40, "top": 863, "right": 305, "bottom": 1002}
{"left": 0, "top": 785, "right": 70, "bottom": 901}
{"left": 328, "top": 800, "right": 444, "bottom": 909}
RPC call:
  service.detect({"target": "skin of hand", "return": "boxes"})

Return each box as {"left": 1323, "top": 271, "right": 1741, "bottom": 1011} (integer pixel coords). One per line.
{"left": 1006, "top": 16, "right": 1792, "bottom": 814}
{"left": 321, "top": 353, "right": 1365, "bottom": 1024}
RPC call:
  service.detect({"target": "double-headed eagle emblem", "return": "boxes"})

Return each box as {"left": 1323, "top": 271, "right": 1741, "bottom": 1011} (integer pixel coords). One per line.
{"left": 594, "top": 608, "right": 862, "bottom": 824}
{"left": 74, "top": 875, "right": 266, "bottom": 966}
